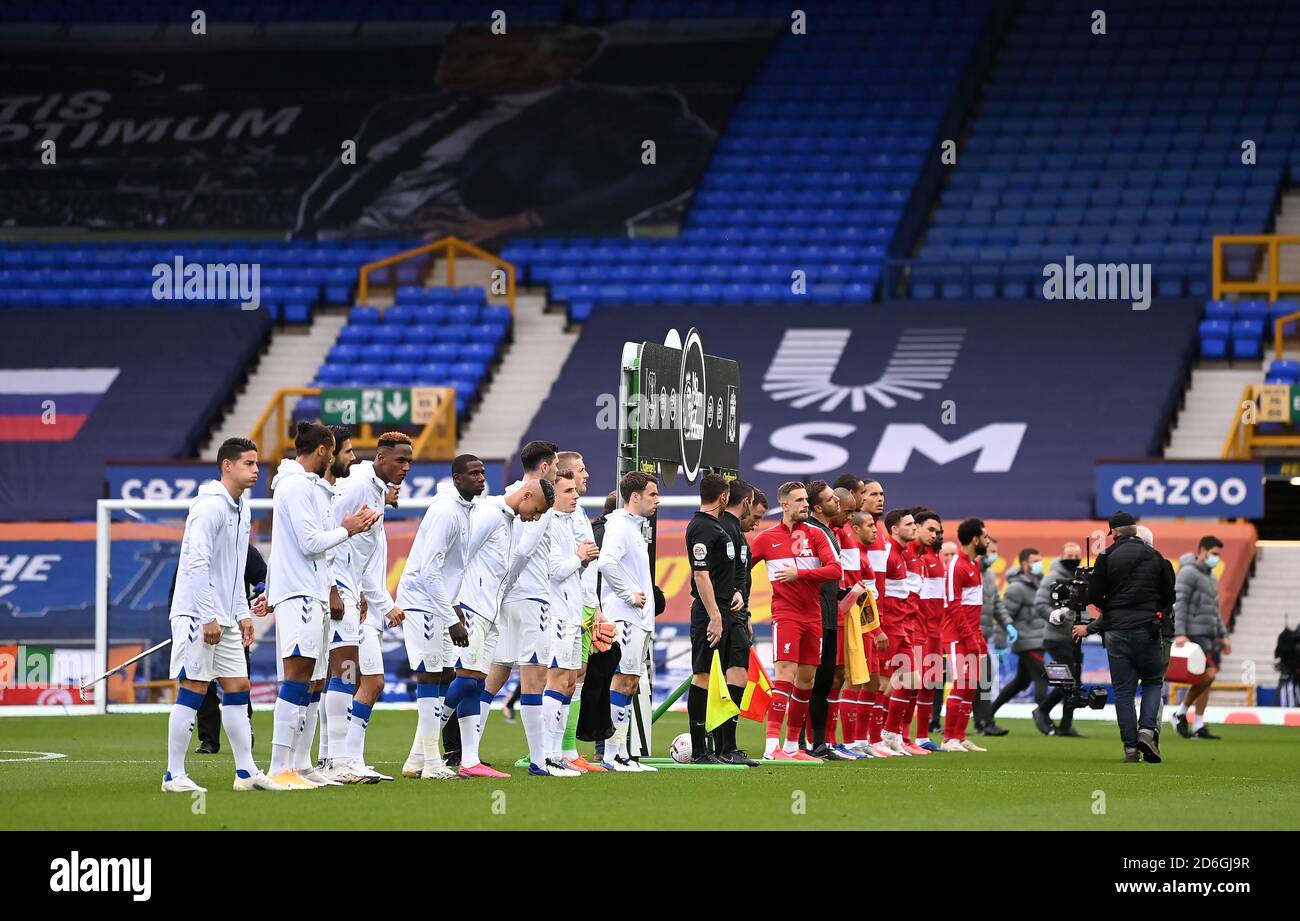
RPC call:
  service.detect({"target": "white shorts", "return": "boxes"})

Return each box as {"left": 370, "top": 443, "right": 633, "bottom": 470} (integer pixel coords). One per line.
{"left": 276, "top": 595, "right": 327, "bottom": 663}
{"left": 498, "top": 597, "right": 550, "bottom": 668}
{"left": 328, "top": 593, "right": 362, "bottom": 651}
{"left": 403, "top": 608, "right": 454, "bottom": 673}
{"left": 549, "top": 613, "right": 583, "bottom": 671}
{"left": 458, "top": 610, "right": 499, "bottom": 674}
{"left": 615, "top": 620, "right": 651, "bottom": 677}
{"left": 358, "top": 622, "right": 384, "bottom": 677}
{"left": 169, "top": 616, "right": 248, "bottom": 682}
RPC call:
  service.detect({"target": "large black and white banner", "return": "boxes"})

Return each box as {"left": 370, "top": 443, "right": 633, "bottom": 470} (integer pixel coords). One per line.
{"left": 0, "top": 25, "right": 770, "bottom": 232}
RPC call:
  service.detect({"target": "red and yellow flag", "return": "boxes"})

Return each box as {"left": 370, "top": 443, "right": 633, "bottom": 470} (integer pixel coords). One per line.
{"left": 739, "top": 647, "right": 773, "bottom": 722}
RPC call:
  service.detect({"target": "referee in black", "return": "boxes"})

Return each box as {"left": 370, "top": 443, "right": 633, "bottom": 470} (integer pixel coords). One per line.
{"left": 714, "top": 478, "right": 758, "bottom": 764}
{"left": 685, "top": 474, "right": 753, "bottom": 766}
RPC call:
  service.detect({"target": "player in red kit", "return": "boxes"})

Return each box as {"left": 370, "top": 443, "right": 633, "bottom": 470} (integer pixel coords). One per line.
{"left": 838, "top": 507, "right": 890, "bottom": 757}
{"left": 942, "top": 517, "right": 991, "bottom": 752}
{"left": 909, "top": 509, "right": 946, "bottom": 752}
{"left": 854, "top": 479, "right": 893, "bottom": 754}
{"left": 878, "top": 508, "right": 929, "bottom": 756}
{"left": 749, "top": 481, "right": 842, "bottom": 761}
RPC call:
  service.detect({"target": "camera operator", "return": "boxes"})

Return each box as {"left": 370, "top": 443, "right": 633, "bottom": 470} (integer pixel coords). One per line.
{"left": 1081, "top": 512, "right": 1176, "bottom": 763}
{"left": 1034, "top": 542, "right": 1086, "bottom": 737}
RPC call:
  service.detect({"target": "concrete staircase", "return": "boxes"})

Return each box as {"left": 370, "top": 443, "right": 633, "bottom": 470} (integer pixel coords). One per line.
{"left": 201, "top": 252, "right": 577, "bottom": 463}
{"left": 1220, "top": 542, "right": 1300, "bottom": 688}
{"left": 1263, "top": 187, "right": 1300, "bottom": 288}
{"left": 1165, "top": 366, "right": 1264, "bottom": 459}
{"left": 200, "top": 313, "right": 347, "bottom": 459}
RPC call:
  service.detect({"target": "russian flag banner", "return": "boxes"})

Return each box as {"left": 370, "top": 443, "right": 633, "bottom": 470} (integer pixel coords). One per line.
{"left": 0, "top": 368, "right": 120, "bottom": 442}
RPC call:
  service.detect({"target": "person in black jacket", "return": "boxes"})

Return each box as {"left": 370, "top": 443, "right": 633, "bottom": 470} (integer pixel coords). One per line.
{"left": 191, "top": 544, "right": 266, "bottom": 753}
{"left": 1082, "top": 512, "right": 1176, "bottom": 764}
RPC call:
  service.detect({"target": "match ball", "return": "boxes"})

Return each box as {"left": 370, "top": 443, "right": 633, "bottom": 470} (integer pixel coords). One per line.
{"left": 670, "top": 733, "right": 692, "bottom": 764}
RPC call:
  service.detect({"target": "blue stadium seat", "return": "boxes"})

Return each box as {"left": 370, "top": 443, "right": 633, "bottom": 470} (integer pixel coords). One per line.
{"left": 1267, "top": 360, "right": 1300, "bottom": 383}
{"left": 1204, "top": 300, "right": 1235, "bottom": 321}
{"left": 403, "top": 324, "right": 436, "bottom": 343}
{"left": 437, "top": 324, "right": 471, "bottom": 343}
{"left": 328, "top": 344, "right": 361, "bottom": 364}
{"left": 349, "top": 306, "right": 380, "bottom": 325}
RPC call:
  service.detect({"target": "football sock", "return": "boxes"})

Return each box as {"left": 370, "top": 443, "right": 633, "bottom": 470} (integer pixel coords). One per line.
{"left": 687, "top": 684, "right": 708, "bottom": 755}
{"left": 344, "top": 699, "right": 372, "bottom": 762}
{"left": 166, "top": 686, "right": 205, "bottom": 780}
{"left": 521, "top": 693, "right": 546, "bottom": 767}
{"left": 220, "top": 689, "right": 256, "bottom": 777}
{"left": 324, "top": 677, "right": 355, "bottom": 761}
{"left": 270, "top": 679, "right": 308, "bottom": 776}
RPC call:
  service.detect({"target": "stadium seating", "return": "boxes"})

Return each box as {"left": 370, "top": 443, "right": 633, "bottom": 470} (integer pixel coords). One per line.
{"left": 916, "top": 0, "right": 1298, "bottom": 300}
{"left": 0, "top": 238, "right": 420, "bottom": 323}
{"left": 298, "top": 286, "right": 510, "bottom": 419}
{"left": 502, "top": 1, "right": 993, "bottom": 320}
{"left": 1198, "top": 299, "right": 1300, "bottom": 361}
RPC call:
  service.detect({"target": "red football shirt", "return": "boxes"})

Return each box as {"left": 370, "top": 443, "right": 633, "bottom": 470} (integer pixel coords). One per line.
{"left": 943, "top": 549, "right": 983, "bottom": 645}
{"left": 748, "top": 519, "right": 841, "bottom": 623}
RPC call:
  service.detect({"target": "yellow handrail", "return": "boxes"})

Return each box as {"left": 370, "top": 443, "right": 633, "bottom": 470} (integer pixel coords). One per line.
{"left": 1211, "top": 234, "right": 1300, "bottom": 301}
{"left": 1221, "top": 385, "right": 1255, "bottom": 459}
{"left": 356, "top": 235, "right": 516, "bottom": 316}
{"left": 248, "top": 387, "right": 458, "bottom": 462}
{"left": 1221, "top": 383, "right": 1300, "bottom": 459}
{"left": 1275, "top": 309, "right": 1300, "bottom": 360}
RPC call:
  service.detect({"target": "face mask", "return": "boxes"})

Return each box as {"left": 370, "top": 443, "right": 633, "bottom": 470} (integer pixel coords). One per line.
{"left": 1060, "top": 558, "right": 1081, "bottom": 572}
{"left": 982, "top": 553, "right": 997, "bottom": 569}
{"left": 1205, "top": 554, "right": 1220, "bottom": 569}
{"left": 1030, "top": 560, "right": 1044, "bottom": 576}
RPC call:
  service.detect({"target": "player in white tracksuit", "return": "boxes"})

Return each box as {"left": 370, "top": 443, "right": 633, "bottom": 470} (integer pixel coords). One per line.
{"left": 597, "top": 471, "right": 660, "bottom": 772}
{"left": 163, "top": 438, "right": 287, "bottom": 794}
{"left": 433, "top": 479, "right": 555, "bottom": 778}
{"left": 553, "top": 450, "right": 604, "bottom": 769}
{"left": 396, "top": 455, "right": 485, "bottom": 779}
{"left": 328, "top": 435, "right": 413, "bottom": 780}
{"left": 543, "top": 470, "right": 600, "bottom": 774}
{"left": 265, "top": 422, "right": 378, "bottom": 789}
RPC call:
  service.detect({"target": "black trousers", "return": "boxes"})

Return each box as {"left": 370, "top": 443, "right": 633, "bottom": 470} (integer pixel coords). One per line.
{"left": 1040, "top": 639, "right": 1083, "bottom": 730}
{"left": 196, "top": 645, "right": 254, "bottom": 747}
{"left": 806, "top": 621, "right": 838, "bottom": 747}
{"left": 991, "top": 648, "right": 1050, "bottom": 713}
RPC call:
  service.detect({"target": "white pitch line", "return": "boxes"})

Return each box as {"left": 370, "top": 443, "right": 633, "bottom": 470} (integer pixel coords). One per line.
{"left": 0, "top": 750, "right": 66, "bottom": 763}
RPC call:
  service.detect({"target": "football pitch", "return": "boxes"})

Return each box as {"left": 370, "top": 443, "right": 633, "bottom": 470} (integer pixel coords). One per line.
{"left": 2, "top": 713, "right": 1297, "bottom": 831}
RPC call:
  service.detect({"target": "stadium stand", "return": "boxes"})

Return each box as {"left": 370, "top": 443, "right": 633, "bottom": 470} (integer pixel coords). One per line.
{"left": 0, "top": 238, "right": 421, "bottom": 323}
{"left": 0, "top": 309, "right": 269, "bottom": 519}
{"left": 915, "top": 0, "right": 1298, "bottom": 301}
{"left": 298, "top": 286, "right": 512, "bottom": 420}
{"left": 504, "top": 1, "right": 994, "bottom": 321}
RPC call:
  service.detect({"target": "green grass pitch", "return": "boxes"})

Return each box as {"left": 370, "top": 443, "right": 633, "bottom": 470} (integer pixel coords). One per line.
{"left": 2, "top": 713, "right": 1297, "bottom": 830}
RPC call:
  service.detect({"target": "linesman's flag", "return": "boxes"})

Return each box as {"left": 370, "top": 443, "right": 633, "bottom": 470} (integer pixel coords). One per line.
{"left": 705, "top": 650, "right": 739, "bottom": 731}
{"left": 738, "top": 647, "right": 772, "bottom": 722}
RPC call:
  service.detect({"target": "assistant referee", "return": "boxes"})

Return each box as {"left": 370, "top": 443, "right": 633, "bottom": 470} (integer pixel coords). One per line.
{"left": 686, "top": 474, "right": 754, "bottom": 766}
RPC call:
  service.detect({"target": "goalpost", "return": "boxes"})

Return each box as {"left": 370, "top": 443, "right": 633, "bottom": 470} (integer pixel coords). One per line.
{"left": 90, "top": 493, "right": 699, "bottom": 716}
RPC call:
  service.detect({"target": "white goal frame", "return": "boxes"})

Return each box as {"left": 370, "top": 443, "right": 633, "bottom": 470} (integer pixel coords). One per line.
{"left": 85, "top": 494, "right": 698, "bottom": 715}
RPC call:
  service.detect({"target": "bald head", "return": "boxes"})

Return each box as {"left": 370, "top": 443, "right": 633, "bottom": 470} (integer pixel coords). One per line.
{"left": 1136, "top": 525, "right": 1154, "bottom": 546}
{"left": 831, "top": 487, "right": 856, "bottom": 527}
